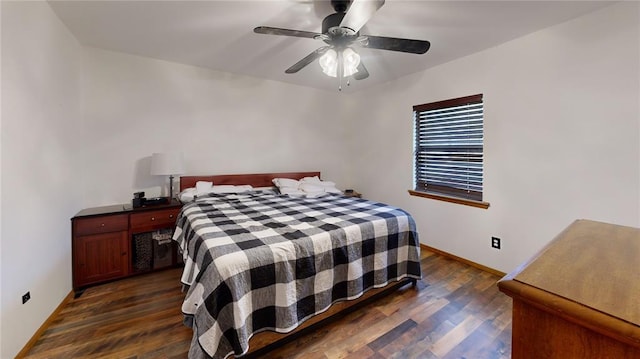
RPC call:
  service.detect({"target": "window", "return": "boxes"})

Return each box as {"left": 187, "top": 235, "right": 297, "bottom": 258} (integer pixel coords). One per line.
{"left": 410, "top": 94, "right": 488, "bottom": 209}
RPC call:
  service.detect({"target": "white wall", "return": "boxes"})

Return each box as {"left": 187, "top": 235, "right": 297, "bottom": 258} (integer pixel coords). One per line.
{"left": 81, "top": 48, "right": 348, "bottom": 207}
{"left": 1, "top": 2, "right": 83, "bottom": 357}
{"left": 347, "top": 2, "right": 640, "bottom": 273}
{"left": 2, "top": 3, "right": 348, "bottom": 356}
{"left": 1, "top": 1, "right": 639, "bottom": 357}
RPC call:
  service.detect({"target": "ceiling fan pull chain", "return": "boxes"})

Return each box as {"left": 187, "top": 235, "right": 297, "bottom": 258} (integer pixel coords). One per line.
{"left": 338, "top": 50, "right": 344, "bottom": 91}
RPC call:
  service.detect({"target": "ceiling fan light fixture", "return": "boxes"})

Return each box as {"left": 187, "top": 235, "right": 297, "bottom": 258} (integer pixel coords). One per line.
{"left": 342, "top": 47, "right": 360, "bottom": 77}
{"left": 319, "top": 48, "right": 338, "bottom": 77}
{"left": 319, "top": 47, "right": 360, "bottom": 78}
{"left": 255, "top": 0, "right": 430, "bottom": 84}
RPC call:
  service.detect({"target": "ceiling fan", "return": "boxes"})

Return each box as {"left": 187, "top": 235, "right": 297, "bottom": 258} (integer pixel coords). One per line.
{"left": 254, "top": 0, "right": 430, "bottom": 89}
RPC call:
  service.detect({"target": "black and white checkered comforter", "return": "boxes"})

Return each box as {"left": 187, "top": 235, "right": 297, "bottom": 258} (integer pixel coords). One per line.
{"left": 172, "top": 191, "right": 421, "bottom": 359}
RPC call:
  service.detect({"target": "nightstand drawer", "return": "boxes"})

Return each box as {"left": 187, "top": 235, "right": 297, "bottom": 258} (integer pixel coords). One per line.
{"left": 74, "top": 214, "right": 129, "bottom": 236}
{"left": 130, "top": 208, "right": 179, "bottom": 230}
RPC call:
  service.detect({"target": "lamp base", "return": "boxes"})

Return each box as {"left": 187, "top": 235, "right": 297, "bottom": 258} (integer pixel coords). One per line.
{"left": 168, "top": 175, "right": 175, "bottom": 201}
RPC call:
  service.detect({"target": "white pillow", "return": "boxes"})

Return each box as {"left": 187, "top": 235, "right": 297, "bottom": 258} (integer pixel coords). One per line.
{"left": 274, "top": 176, "right": 342, "bottom": 197}
{"left": 300, "top": 176, "right": 321, "bottom": 183}
{"left": 210, "top": 185, "right": 253, "bottom": 193}
{"left": 278, "top": 187, "right": 306, "bottom": 196}
{"left": 300, "top": 176, "right": 336, "bottom": 188}
{"left": 195, "top": 181, "right": 213, "bottom": 195}
{"left": 273, "top": 178, "right": 300, "bottom": 188}
{"left": 299, "top": 183, "right": 325, "bottom": 195}
{"left": 179, "top": 188, "right": 197, "bottom": 202}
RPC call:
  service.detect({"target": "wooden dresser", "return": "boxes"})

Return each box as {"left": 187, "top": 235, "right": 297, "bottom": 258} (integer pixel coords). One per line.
{"left": 71, "top": 200, "right": 182, "bottom": 295}
{"left": 498, "top": 219, "right": 640, "bottom": 358}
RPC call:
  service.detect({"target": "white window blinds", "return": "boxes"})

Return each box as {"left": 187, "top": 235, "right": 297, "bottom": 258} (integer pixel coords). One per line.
{"left": 413, "top": 94, "right": 484, "bottom": 201}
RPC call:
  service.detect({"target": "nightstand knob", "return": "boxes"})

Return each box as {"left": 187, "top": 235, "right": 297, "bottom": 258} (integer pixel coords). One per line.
{"left": 169, "top": 214, "right": 174, "bottom": 219}
{"left": 100, "top": 223, "right": 105, "bottom": 227}
{"left": 151, "top": 217, "right": 155, "bottom": 221}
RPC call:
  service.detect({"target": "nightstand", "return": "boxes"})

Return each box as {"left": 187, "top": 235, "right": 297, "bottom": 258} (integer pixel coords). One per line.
{"left": 71, "top": 200, "right": 182, "bottom": 296}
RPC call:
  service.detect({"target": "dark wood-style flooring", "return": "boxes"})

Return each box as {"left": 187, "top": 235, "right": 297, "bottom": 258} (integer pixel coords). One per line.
{"left": 23, "top": 249, "right": 512, "bottom": 358}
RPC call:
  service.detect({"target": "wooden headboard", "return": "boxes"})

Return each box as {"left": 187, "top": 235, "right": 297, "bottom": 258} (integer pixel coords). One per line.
{"left": 180, "top": 171, "right": 321, "bottom": 191}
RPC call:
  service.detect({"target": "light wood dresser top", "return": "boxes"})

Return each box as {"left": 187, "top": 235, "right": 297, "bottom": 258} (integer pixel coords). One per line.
{"left": 511, "top": 219, "right": 640, "bottom": 326}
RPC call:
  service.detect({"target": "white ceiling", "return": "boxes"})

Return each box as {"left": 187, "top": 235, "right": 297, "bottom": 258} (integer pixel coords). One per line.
{"left": 48, "top": 0, "right": 613, "bottom": 93}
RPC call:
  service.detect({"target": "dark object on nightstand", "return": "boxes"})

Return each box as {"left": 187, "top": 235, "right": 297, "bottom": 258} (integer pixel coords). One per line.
{"left": 132, "top": 191, "right": 146, "bottom": 208}
{"left": 144, "top": 197, "right": 169, "bottom": 206}
{"left": 344, "top": 189, "right": 362, "bottom": 198}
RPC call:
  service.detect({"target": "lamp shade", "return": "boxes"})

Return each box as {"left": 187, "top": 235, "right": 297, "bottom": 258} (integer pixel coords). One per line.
{"left": 150, "top": 152, "right": 185, "bottom": 176}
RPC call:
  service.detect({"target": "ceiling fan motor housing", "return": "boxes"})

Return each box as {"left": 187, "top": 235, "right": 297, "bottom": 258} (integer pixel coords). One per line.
{"left": 322, "top": 12, "right": 346, "bottom": 34}
{"left": 331, "top": 0, "right": 350, "bottom": 13}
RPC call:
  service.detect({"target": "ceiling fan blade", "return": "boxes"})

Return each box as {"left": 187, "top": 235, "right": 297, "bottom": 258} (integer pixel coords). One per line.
{"left": 362, "top": 35, "right": 430, "bottom": 54}
{"left": 254, "top": 26, "right": 320, "bottom": 39}
{"left": 285, "top": 46, "right": 330, "bottom": 74}
{"left": 339, "top": 0, "right": 385, "bottom": 33}
{"left": 353, "top": 61, "right": 369, "bottom": 80}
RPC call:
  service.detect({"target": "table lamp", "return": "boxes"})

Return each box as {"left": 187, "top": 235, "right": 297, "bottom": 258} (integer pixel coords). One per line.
{"left": 150, "top": 152, "right": 185, "bottom": 202}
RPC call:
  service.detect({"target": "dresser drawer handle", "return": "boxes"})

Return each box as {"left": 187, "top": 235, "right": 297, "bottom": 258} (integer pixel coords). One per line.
{"left": 169, "top": 214, "right": 174, "bottom": 219}
{"left": 151, "top": 217, "right": 155, "bottom": 221}
{"left": 101, "top": 223, "right": 105, "bottom": 227}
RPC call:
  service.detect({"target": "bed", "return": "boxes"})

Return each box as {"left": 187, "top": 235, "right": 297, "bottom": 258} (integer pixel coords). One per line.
{"left": 173, "top": 172, "right": 422, "bottom": 358}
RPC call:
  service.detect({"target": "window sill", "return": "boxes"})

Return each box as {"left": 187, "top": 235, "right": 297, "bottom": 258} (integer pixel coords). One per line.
{"left": 408, "top": 190, "right": 490, "bottom": 209}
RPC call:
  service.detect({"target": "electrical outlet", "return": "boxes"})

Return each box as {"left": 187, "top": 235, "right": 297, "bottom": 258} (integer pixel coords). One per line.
{"left": 22, "top": 291, "right": 31, "bottom": 304}
{"left": 491, "top": 237, "right": 501, "bottom": 249}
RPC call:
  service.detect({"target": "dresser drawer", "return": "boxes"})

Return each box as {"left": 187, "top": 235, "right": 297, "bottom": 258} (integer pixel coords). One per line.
{"left": 130, "top": 208, "right": 179, "bottom": 230}
{"left": 74, "top": 214, "right": 128, "bottom": 236}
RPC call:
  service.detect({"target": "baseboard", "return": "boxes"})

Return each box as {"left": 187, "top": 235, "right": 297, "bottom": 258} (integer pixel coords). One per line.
{"left": 420, "top": 244, "right": 506, "bottom": 277}
{"left": 15, "top": 290, "right": 74, "bottom": 358}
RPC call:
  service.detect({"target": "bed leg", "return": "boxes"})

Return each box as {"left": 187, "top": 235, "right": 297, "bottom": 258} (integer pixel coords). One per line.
{"left": 410, "top": 278, "right": 418, "bottom": 287}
